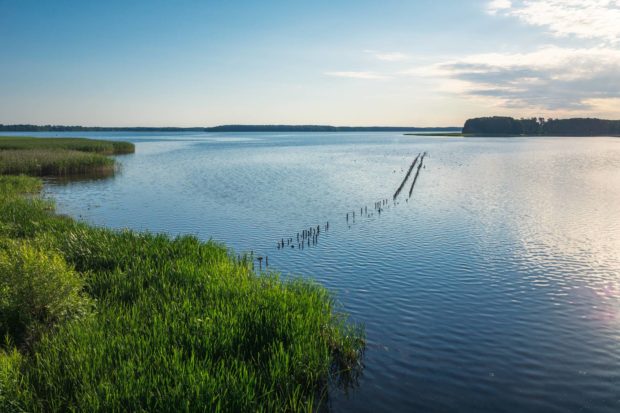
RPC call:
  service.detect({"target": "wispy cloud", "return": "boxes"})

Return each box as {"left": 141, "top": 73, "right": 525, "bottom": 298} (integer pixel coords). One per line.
{"left": 324, "top": 71, "right": 389, "bottom": 80}
{"left": 491, "top": 0, "right": 620, "bottom": 43}
{"left": 406, "top": 46, "right": 620, "bottom": 111}
{"left": 364, "top": 50, "right": 410, "bottom": 62}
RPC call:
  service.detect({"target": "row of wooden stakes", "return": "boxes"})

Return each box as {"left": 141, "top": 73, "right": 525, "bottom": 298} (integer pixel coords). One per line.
{"left": 252, "top": 152, "right": 429, "bottom": 269}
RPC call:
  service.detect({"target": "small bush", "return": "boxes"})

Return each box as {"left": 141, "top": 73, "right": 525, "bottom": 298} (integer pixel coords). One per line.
{"left": 0, "top": 240, "right": 90, "bottom": 348}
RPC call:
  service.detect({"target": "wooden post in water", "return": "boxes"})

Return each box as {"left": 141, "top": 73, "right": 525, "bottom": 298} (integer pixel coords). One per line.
{"left": 408, "top": 152, "right": 426, "bottom": 198}
{"left": 393, "top": 153, "right": 420, "bottom": 200}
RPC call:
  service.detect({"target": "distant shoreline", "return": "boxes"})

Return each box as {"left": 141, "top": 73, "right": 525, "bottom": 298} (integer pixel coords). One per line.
{"left": 462, "top": 116, "right": 620, "bottom": 137}
{"left": 0, "top": 124, "right": 462, "bottom": 133}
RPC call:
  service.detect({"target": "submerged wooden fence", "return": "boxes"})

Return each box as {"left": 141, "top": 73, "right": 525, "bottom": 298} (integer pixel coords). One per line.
{"left": 258, "top": 152, "right": 429, "bottom": 267}
{"left": 393, "top": 153, "right": 420, "bottom": 200}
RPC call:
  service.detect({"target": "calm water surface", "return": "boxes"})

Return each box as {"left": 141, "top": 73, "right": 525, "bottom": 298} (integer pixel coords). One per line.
{"left": 5, "top": 132, "right": 620, "bottom": 412}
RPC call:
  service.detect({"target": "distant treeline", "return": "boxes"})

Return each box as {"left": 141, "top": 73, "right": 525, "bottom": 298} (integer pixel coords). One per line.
{"left": 205, "top": 124, "right": 461, "bottom": 132}
{"left": 0, "top": 125, "right": 205, "bottom": 132}
{"left": 0, "top": 124, "right": 461, "bottom": 133}
{"left": 463, "top": 117, "right": 620, "bottom": 136}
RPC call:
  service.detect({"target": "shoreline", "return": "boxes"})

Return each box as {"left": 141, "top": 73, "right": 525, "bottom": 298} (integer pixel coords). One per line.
{"left": 0, "top": 137, "right": 364, "bottom": 411}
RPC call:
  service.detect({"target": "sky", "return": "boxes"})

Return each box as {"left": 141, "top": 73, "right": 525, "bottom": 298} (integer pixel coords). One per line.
{"left": 1, "top": 0, "right": 619, "bottom": 127}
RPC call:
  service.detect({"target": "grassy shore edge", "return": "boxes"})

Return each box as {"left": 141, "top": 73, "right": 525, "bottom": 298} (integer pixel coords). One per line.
{"left": 0, "top": 174, "right": 364, "bottom": 412}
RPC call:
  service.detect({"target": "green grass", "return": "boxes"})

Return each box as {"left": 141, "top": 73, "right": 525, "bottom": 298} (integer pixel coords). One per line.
{"left": 0, "top": 149, "right": 115, "bottom": 177}
{"left": 0, "top": 175, "right": 365, "bottom": 412}
{"left": 0, "top": 136, "right": 134, "bottom": 177}
{"left": 0, "top": 175, "right": 42, "bottom": 194}
{"left": 0, "top": 137, "right": 135, "bottom": 155}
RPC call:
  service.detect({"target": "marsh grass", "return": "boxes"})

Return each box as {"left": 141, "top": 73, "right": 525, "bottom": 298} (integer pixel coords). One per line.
{"left": 0, "top": 149, "right": 115, "bottom": 177}
{"left": 0, "top": 137, "right": 135, "bottom": 155}
{"left": 0, "top": 176, "right": 365, "bottom": 412}
{"left": 0, "top": 136, "right": 134, "bottom": 178}
{"left": 0, "top": 175, "right": 42, "bottom": 194}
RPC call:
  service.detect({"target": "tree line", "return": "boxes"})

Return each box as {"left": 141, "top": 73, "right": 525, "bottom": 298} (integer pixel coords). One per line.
{"left": 463, "top": 116, "right": 620, "bottom": 136}
{"left": 0, "top": 124, "right": 461, "bottom": 133}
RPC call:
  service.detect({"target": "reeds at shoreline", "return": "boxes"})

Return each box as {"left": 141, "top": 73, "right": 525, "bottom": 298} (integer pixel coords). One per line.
{"left": 0, "top": 149, "right": 115, "bottom": 176}
{"left": 0, "top": 136, "right": 135, "bottom": 177}
{"left": 0, "top": 136, "right": 135, "bottom": 155}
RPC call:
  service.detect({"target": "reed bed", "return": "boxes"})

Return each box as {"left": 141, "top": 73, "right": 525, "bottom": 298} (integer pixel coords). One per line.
{"left": 0, "top": 175, "right": 364, "bottom": 412}
{"left": 0, "top": 149, "right": 115, "bottom": 176}
{"left": 0, "top": 136, "right": 134, "bottom": 177}
{"left": 0, "top": 137, "right": 135, "bottom": 155}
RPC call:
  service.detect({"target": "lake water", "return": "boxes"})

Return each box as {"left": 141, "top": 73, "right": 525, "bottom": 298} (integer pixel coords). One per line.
{"left": 4, "top": 131, "right": 620, "bottom": 412}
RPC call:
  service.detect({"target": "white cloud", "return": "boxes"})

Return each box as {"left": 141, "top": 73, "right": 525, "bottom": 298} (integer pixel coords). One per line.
{"left": 324, "top": 71, "right": 389, "bottom": 80}
{"left": 491, "top": 0, "right": 620, "bottom": 43}
{"left": 487, "top": 0, "right": 512, "bottom": 15}
{"left": 404, "top": 46, "right": 620, "bottom": 111}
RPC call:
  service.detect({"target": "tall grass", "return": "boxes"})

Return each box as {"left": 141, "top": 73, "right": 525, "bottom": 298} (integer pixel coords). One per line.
{"left": 0, "top": 176, "right": 365, "bottom": 411}
{"left": 0, "top": 149, "right": 115, "bottom": 177}
{"left": 0, "top": 136, "right": 134, "bottom": 177}
{"left": 0, "top": 175, "right": 42, "bottom": 194}
{"left": 0, "top": 137, "right": 135, "bottom": 155}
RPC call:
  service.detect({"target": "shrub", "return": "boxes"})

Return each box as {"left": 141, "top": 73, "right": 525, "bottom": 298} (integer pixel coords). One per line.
{"left": 0, "top": 240, "right": 90, "bottom": 349}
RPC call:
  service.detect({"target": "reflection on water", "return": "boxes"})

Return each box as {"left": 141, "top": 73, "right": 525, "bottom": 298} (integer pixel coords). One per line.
{"left": 11, "top": 131, "right": 620, "bottom": 413}
{"left": 43, "top": 170, "right": 119, "bottom": 185}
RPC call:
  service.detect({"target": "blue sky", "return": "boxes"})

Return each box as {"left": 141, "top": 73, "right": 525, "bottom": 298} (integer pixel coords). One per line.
{"left": 1, "top": 0, "right": 619, "bottom": 126}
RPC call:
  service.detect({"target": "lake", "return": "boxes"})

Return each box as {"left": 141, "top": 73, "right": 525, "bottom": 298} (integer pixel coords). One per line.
{"left": 4, "top": 131, "right": 619, "bottom": 412}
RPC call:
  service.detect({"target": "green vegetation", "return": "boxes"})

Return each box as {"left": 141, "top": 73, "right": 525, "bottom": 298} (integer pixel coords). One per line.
{"left": 0, "top": 137, "right": 134, "bottom": 177}
{"left": 0, "top": 238, "right": 91, "bottom": 349}
{"left": 462, "top": 116, "right": 620, "bottom": 136}
{"left": 0, "top": 137, "right": 135, "bottom": 155}
{"left": 0, "top": 149, "right": 115, "bottom": 176}
{"left": 0, "top": 174, "right": 364, "bottom": 412}
{"left": 0, "top": 174, "right": 42, "bottom": 194}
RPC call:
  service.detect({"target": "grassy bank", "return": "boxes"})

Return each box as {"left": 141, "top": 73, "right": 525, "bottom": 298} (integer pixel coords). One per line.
{"left": 0, "top": 149, "right": 115, "bottom": 176}
{"left": 0, "top": 137, "right": 134, "bottom": 177}
{"left": 0, "top": 137, "right": 135, "bottom": 155}
{"left": 0, "top": 175, "right": 364, "bottom": 411}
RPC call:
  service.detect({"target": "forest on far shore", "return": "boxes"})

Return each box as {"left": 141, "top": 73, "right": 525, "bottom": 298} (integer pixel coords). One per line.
{"left": 463, "top": 117, "right": 620, "bottom": 136}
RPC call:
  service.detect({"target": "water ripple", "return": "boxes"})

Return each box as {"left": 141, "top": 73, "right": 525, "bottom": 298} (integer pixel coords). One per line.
{"left": 38, "top": 132, "right": 620, "bottom": 413}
